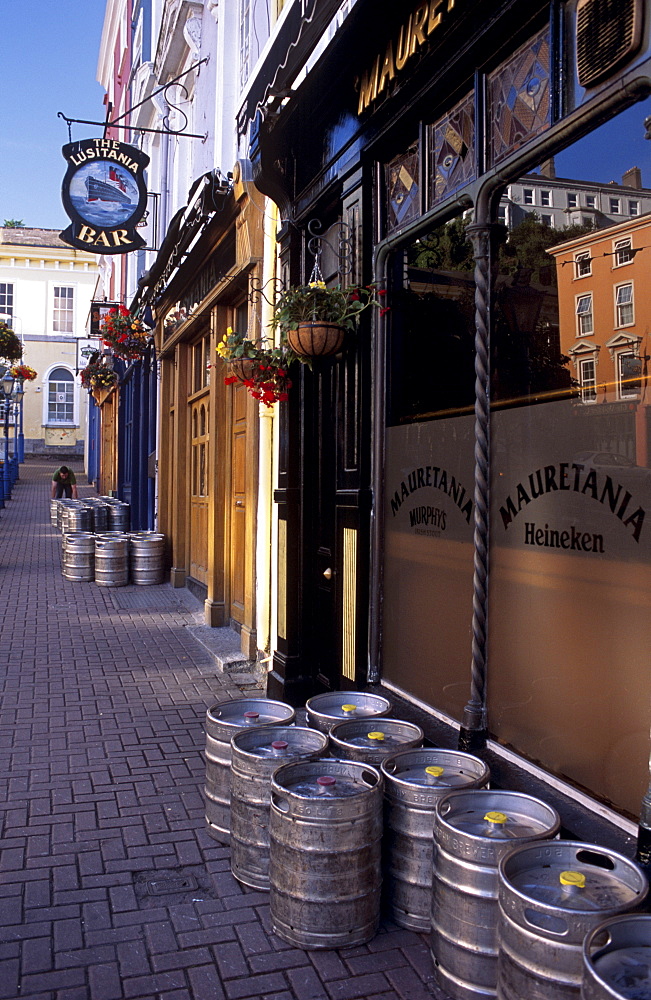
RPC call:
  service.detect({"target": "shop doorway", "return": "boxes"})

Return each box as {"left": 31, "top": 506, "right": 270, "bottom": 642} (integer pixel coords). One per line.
{"left": 189, "top": 396, "right": 209, "bottom": 586}
{"left": 229, "top": 382, "right": 248, "bottom": 627}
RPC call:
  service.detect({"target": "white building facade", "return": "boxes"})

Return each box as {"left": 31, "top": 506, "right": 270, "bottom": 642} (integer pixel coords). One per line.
{"left": 0, "top": 228, "right": 99, "bottom": 458}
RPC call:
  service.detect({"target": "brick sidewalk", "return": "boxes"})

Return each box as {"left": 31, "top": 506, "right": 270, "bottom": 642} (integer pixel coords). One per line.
{"left": 0, "top": 461, "right": 444, "bottom": 1000}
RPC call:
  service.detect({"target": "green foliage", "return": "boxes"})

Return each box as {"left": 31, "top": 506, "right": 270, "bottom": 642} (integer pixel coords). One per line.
{"left": 409, "top": 216, "right": 476, "bottom": 272}
{"left": 271, "top": 282, "right": 380, "bottom": 334}
{"left": 3, "top": 219, "right": 25, "bottom": 228}
{"left": 0, "top": 321, "right": 23, "bottom": 362}
{"left": 409, "top": 213, "right": 596, "bottom": 285}
{"left": 499, "top": 214, "right": 595, "bottom": 285}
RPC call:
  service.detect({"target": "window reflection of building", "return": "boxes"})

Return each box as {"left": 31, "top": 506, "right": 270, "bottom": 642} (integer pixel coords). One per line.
{"left": 579, "top": 358, "right": 597, "bottom": 402}
{"left": 501, "top": 162, "right": 651, "bottom": 230}
{"left": 549, "top": 215, "right": 650, "bottom": 473}
{"left": 615, "top": 282, "right": 634, "bottom": 327}
{"left": 576, "top": 293, "right": 594, "bottom": 335}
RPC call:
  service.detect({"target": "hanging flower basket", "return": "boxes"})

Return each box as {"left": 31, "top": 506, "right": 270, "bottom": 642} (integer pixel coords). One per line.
{"left": 9, "top": 364, "right": 37, "bottom": 381}
{"left": 217, "top": 327, "right": 293, "bottom": 406}
{"left": 228, "top": 357, "right": 260, "bottom": 383}
{"left": 286, "top": 322, "right": 346, "bottom": 358}
{"left": 100, "top": 305, "right": 151, "bottom": 360}
{"left": 79, "top": 361, "right": 118, "bottom": 391}
{"left": 0, "top": 321, "right": 23, "bottom": 362}
{"left": 271, "top": 268, "right": 384, "bottom": 362}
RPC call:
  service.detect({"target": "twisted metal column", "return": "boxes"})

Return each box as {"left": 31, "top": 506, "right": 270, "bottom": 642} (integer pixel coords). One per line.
{"left": 459, "top": 222, "right": 495, "bottom": 752}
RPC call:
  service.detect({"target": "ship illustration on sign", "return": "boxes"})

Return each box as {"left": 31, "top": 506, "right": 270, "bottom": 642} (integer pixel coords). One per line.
{"left": 60, "top": 138, "right": 149, "bottom": 254}
{"left": 68, "top": 161, "right": 139, "bottom": 226}
{"left": 85, "top": 167, "right": 133, "bottom": 206}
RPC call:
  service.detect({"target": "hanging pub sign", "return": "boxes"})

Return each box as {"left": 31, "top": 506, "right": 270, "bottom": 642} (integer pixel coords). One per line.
{"left": 89, "top": 300, "right": 121, "bottom": 338}
{"left": 60, "top": 138, "right": 150, "bottom": 254}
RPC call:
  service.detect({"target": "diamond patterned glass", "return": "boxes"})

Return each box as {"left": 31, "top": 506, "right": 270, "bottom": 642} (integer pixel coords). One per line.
{"left": 386, "top": 143, "right": 420, "bottom": 234}
{"left": 429, "top": 91, "right": 475, "bottom": 205}
{"left": 488, "top": 27, "right": 551, "bottom": 166}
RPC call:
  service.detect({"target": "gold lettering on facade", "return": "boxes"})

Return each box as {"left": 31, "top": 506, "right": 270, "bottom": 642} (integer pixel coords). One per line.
{"left": 411, "top": 3, "right": 429, "bottom": 52}
{"left": 377, "top": 41, "right": 396, "bottom": 96}
{"left": 428, "top": 0, "right": 444, "bottom": 32}
{"left": 395, "top": 17, "right": 412, "bottom": 72}
{"left": 357, "top": 0, "right": 461, "bottom": 114}
{"left": 358, "top": 56, "right": 381, "bottom": 114}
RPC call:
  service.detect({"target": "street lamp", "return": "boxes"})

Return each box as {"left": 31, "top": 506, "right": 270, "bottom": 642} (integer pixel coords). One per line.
{"left": 11, "top": 381, "right": 24, "bottom": 481}
{"left": 15, "top": 377, "right": 25, "bottom": 463}
{"left": 1, "top": 371, "right": 14, "bottom": 500}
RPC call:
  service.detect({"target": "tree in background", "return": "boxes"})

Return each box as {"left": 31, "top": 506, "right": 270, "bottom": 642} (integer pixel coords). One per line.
{"left": 3, "top": 219, "right": 25, "bottom": 228}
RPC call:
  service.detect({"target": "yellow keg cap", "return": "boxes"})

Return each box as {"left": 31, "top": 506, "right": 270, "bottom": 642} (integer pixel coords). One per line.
{"left": 368, "top": 731, "right": 385, "bottom": 740}
{"left": 426, "top": 766, "right": 445, "bottom": 777}
{"left": 341, "top": 704, "right": 357, "bottom": 713}
{"left": 560, "top": 870, "right": 586, "bottom": 888}
{"left": 484, "top": 811, "right": 508, "bottom": 825}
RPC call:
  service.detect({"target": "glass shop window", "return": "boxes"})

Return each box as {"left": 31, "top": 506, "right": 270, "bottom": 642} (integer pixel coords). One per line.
{"left": 192, "top": 331, "right": 211, "bottom": 393}
{"left": 487, "top": 101, "right": 651, "bottom": 820}
{"left": 383, "top": 213, "right": 476, "bottom": 717}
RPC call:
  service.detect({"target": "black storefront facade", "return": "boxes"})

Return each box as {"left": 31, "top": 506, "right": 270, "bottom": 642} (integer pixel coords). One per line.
{"left": 247, "top": 0, "right": 651, "bottom": 836}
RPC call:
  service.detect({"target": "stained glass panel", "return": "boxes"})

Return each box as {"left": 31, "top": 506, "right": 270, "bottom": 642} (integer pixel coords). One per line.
{"left": 488, "top": 27, "right": 551, "bottom": 166}
{"left": 429, "top": 92, "right": 475, "bottom": 205}
{"left": 386, "top": 143, "right": 420, "bottom": 234}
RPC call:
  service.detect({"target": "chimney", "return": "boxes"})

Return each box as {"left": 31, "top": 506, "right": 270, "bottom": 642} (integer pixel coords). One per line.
{"left": 622, "top": 166, "right": 642, "bottom": 189}
{"left": 540, "top": 157, "right": 556, "bottom": 179}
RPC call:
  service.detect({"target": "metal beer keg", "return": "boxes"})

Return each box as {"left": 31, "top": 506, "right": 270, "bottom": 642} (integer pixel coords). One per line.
{"left": 204, "top": 698, "right": 296, "bottom": 843}
{"left": 230, "top": 725, "right": 329, "bottom": 890}
{"left": 305, "top": 691, "right": 391, "bottom": 733}
{"left": 93, "top": 535, "right": 129, "bottom": 587}
{"left": 381, "top": 748, "right": 490, "bottom": 931}
{"left": 329, "top": 718, "right": 423, "bottom": 765}
{"left": 582, "top": 914, "right": 651, "bottom": 1000}
{"left": 64, "top": 505, "right": 93, "bottom": 533}
{"left": 129, "top": 532, "right": 165, "bottom": 585}
{"left": 269, "top": 758, "right": 383, "bottom": 949}
{"left": 497, "top": 842, "right": 648, "bottom": 1000}
{"left": 62, "top": 532, "right": 95, "bottom": 582}
{"left": 431, "top": 788, "right": 561, "bottom": 1000}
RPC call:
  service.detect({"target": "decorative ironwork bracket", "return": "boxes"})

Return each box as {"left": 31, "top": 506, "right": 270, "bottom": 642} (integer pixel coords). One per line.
{"left": 58, "top": 57, "right": 210, "bottom": 141}
{"left": 306, "top": 219, "right": 355, "bottom": 285}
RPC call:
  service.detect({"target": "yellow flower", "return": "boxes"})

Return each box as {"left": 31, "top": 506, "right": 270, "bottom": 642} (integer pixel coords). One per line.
{"left": 308, "top": 281, "right": 326, "bottom": 289}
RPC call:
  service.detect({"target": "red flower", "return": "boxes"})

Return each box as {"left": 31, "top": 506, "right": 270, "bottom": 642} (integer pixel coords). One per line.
{"left": 380, "top": 306, "right": 391, "bottom": 317}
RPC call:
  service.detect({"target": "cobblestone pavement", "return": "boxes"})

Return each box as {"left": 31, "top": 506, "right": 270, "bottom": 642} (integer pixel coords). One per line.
{"left": 0, "top": 461, "right": 445, "bottom": 1000}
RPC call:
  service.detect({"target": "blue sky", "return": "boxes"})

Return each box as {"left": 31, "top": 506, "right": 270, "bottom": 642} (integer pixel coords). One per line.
{"left": 0, "top": 1, "right": 106, "bottom": 229}
{"left": 0, "top": 3, "right": 648, "bottom": 231}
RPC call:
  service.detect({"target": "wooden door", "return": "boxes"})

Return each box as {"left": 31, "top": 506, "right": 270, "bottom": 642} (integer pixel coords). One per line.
{"left": 230, "top": 383, "right": 248, "bottom": 625}
{"left": 189, "top": 395, "right": 209, "bottom": 585}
